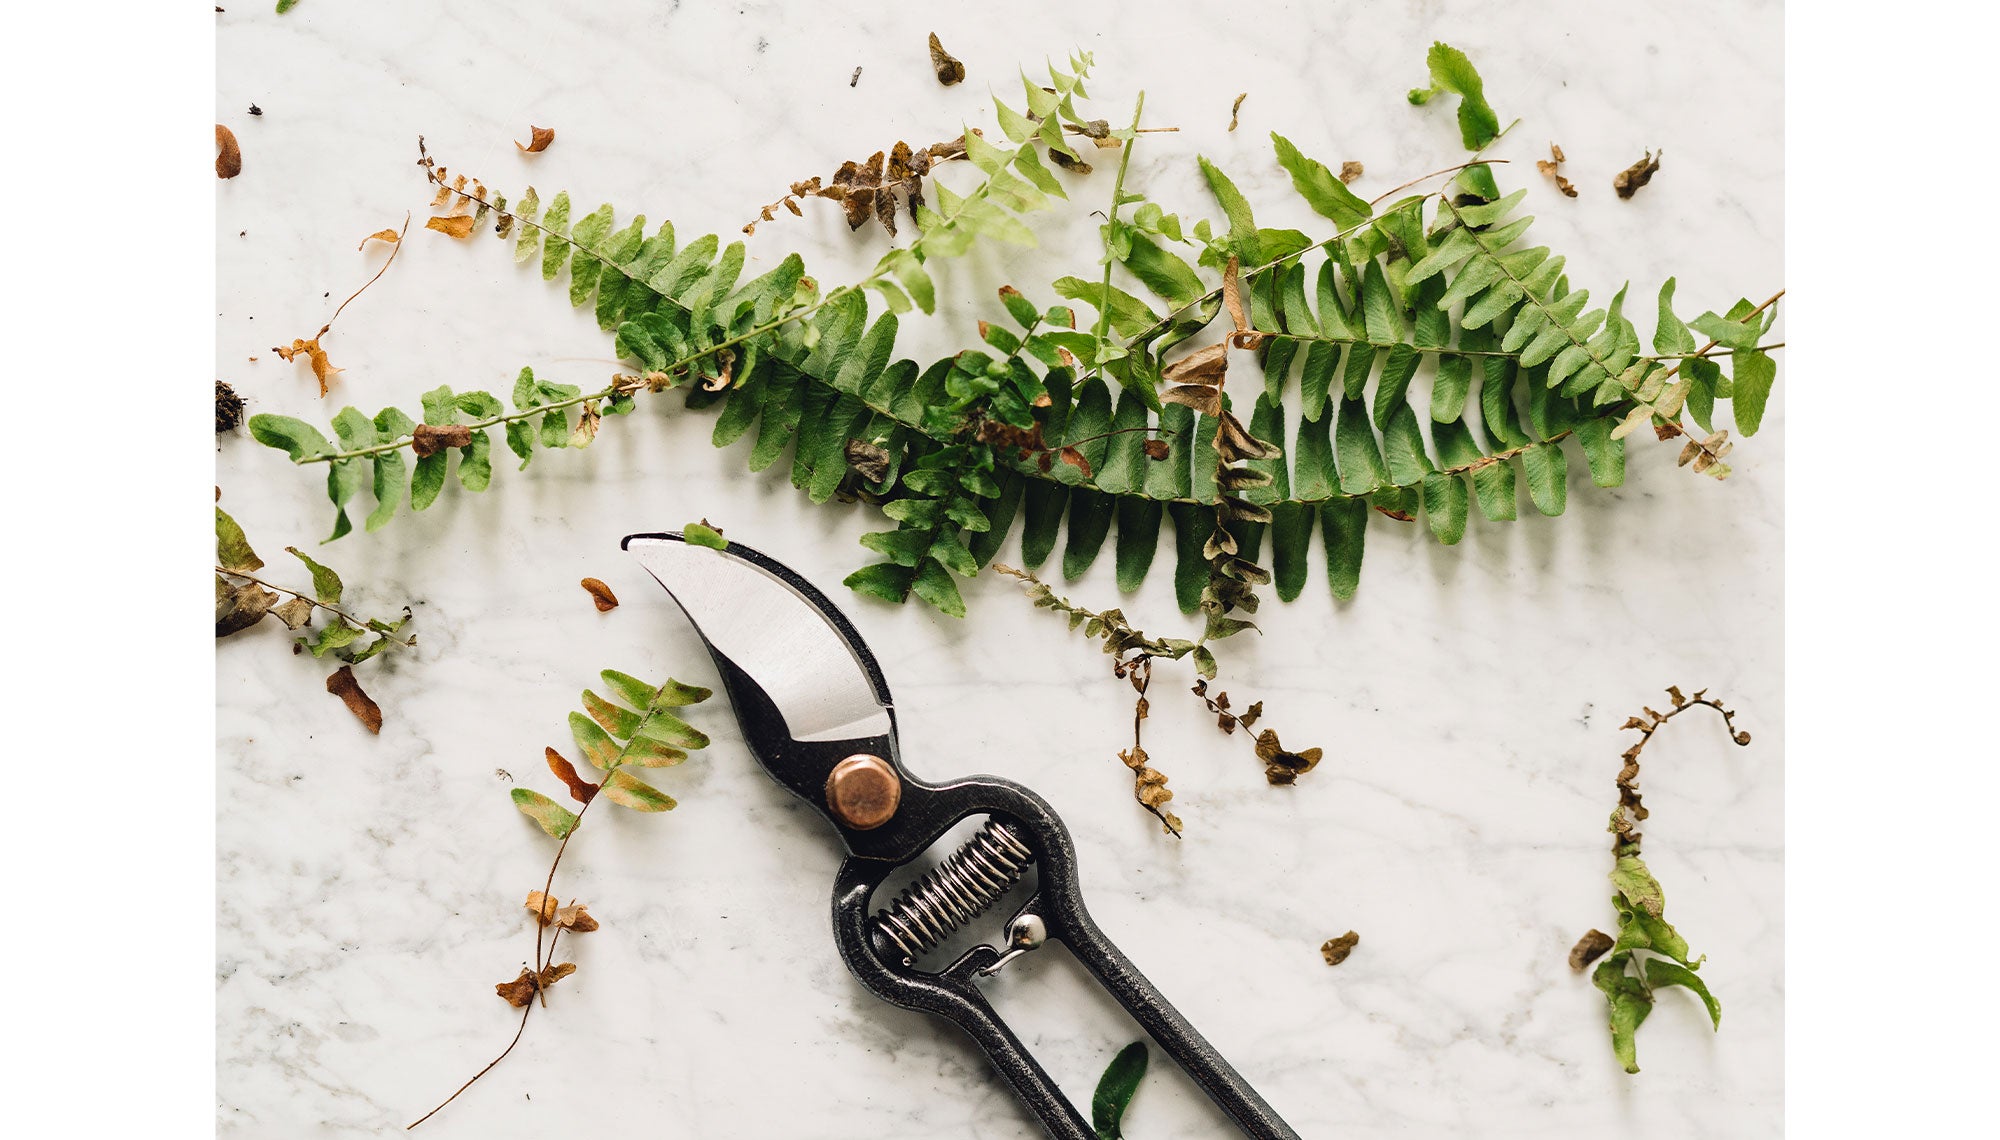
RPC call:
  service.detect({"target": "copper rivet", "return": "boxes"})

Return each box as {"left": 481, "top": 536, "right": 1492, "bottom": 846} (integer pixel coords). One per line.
{"left": 826, "top": 754, "right": 901, "bottom": 830}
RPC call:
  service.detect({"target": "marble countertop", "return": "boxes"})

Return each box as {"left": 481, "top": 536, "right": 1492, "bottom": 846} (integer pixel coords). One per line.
{"left": 215, "top": 1, "right": 1782, "bottom": 1136}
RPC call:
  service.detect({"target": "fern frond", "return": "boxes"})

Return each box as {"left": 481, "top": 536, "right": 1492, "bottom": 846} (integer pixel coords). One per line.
{"left": 255, "top": 106, "right": 1778, "bottom": 619}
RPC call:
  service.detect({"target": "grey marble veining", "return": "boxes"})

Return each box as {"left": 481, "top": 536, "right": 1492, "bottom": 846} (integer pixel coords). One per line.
{"left": 217, "top": 1, "right": 1782, "bottom": 1135}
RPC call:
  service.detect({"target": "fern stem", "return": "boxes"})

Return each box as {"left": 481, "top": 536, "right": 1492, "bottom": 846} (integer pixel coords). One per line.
{"left": 1256, "top": 329, "right": 1784, "bottom": 363}
{"left": 213, "top": 566, "right": 403, "bottom": 639}
{"left": 1087, "top": 92, "right": 1146, "bottom": 379}
{"left": 1653, "top": 290, "right": 1785, "bottom": 387}
{"left": 1117, "top": 204, "right": 1432, "bottom": 356}
{"left": 303, "top": 303, "right": 827, "bottom": 464}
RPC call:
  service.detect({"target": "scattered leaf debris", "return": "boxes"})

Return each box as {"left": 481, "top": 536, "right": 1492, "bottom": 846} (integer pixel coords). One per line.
{"left": 216, "top": 380, "right": 245, "bottom": 433}
{"left": 844, "top": 438, "right": 892, "bottom": 484}
{"left": 1321, "top": 931, "right": 1360, "bottom": 966}
{"left": 1537, "top": 142, "right": 1578, "bottom": 198}
{"left": 424, "top": 213, "right": 477, "bottom": 239}
{"left": 1569, "top": 929, "right": 1614, "bottom": 970}
{"left": 1339, "top": 161, "right": 1364, "bottom": 185}
{"left": 745, "top": 136, "right": 968, "bottom": 237}
{"left": 1613, "top": 149, "right": 1661, "bottom": 199}
{"left": 216, "top": 124, "right": 242, "bottom": 179}
{"left": 928, "top": 32, "right": 965, "bottom": 86}
{"left": 273, "top": 338, "right": 342, "bottom": 396}
{"left": 1254, "top": 729, "right": 1323, "bottom": 786}
{"left": 850, "top": 66, "right": 862, "bottom": 87}
{"left": 495, "top": 962, "right": 577, "bottom": 1008}
{"left": 326, "top": 664, "right": 383, "bottom": 734}
{"left": 274, "top": 213, "right": 411, "bottom": 395}
{"left": 411, "top": 423, "right": 473, "bottom": 457}
{"left": 1228, "top": 92, "right": 1247, "bottom": 131}
{"left": 515, "top": 125, "right": 555, "bottom": 154}
{"left": 1579, "top": 686, "right": 1749, "bottom": 1072}
{"left": 248, "top": 103, "right": 262, "bottom": 117}
{"left": 683, "top": 519, "right": 728, "bottom": 549}
{"left": 579, "top": 577, "right": 619, "bottom": 612}
{"left": 544, "top": 747, "right": 598, "bottom": 804}
{"left": 525, "top": 891, "right": 600, "bottom": 932}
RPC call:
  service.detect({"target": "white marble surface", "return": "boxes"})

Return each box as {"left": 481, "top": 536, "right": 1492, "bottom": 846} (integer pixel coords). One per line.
{"left": 215, "top": 1, "right": 1782, "bottom": 1136}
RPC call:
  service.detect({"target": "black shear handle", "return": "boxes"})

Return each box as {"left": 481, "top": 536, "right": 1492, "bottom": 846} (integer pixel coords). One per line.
{"left": 829, "top": 778, "right": 1302, "bottom": 1140}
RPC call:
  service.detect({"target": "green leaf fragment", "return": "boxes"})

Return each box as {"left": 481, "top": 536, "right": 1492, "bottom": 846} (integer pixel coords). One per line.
{"left": 683, "top": 521, "right": 728, "bottom": 549}
{"left": 1091, "top": 1041, "right": 1149, "bottom": 1139}
{"left": 912, "top": 559, "right": 967, "bottom": 617}
{"left": 1523, "top": 440, "right": 1567, "bottom": 516}
{"left": 1412, "top": 42, "right": 1501, "bottom": 150}
{"left": 602, "top": 768, "right": 676, "bottom": 812}
{"left": 1643, "top": 957, "right": 1721, "bottom": 1030}
{"left": 1611, "top": 854, "right": 1666, "bottom": 917}
{"left": 510, "top": 788, "right": 579, "bottom": 840}
{"left": 1731, "top": 349, "right": 1775, "bottom": 436}
{"left": 1593, "top": 956, "right": 1654, "bottom": 1074}
{"left": 285, "top": 546, "right": 343, "bottom": 604}
{"left": 216, "top": 508, "right": 263, "bottom": 573}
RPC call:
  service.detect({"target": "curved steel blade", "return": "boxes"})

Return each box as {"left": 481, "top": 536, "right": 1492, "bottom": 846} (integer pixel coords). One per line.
{"left": 622, "top": 532, "right": 893, "bottom": 744}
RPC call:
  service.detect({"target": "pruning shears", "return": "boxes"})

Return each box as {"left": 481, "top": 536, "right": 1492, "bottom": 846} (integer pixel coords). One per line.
{"left": 625, "top": 531, "right": 1301, "bottom": 1140}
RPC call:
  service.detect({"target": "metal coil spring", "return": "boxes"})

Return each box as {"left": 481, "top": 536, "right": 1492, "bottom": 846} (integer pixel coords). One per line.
{"left": 871, "top": 820, "right": 1034, "bottom": 962}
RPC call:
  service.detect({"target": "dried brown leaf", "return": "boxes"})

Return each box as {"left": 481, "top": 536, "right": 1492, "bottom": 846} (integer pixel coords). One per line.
{"left": 1048, "top": 148, "right": 1093, "bottom": 175}
{"left": 524, "top": 892, "right": 598, "bottom": 931}
{"left": 1141, "top": 438, "right": 1171, "bottom": 461}
{"left": 1160, "top": 384, "right": 1222, "bottom": 417}
{"left": 545, "top": 747, "right": 598, "bottom": 804}
{"left": 326, "top": 664, "right": 383, "bottom": 734}
{"left": 271, "top": 337, "right": 343, "bottom": 396}
{"left": 553, "top": 904, "right": 598, "bottom": 932}
{"left": 411, "top": 422, "right": 472, "bottom": 457}
{"left": 525, "top": 890, "right": 559, "bottom": 925}
{"left": 1339, "top": 161, "right": 1364, "bottom": 185}
{"left": 216, "top": 124, "right": 242, "bottom": 179}
{"left": 425, "top": 213, "right": 477, "bottom": 239}
{"left": 1228, "top": 92, "right": 1247, "bottom": 132}
{"left": 1613, "top": 149, "right": 1661, "bottom": 200}
{"left": 569, "top": 402, "right": 601, "bottom": 447}
{"left": 1320, "top": 931, "right": 1360, "bottom": 966}
{"left": 928, "top": 32, "right": 965, "bottom": 86}
{"left": 1215, "top": 411, "right": 1281, "bottom": 462}
{"left": 515, "top": 125, "right": 555, "bottom": 154}
{"left": 358, "top": 228, "right": 401, "bottom": 250}
{"left": 845, "top": 439, "right": 892, "bottom": 483}
{"left": 1536, "top": 142, "right": 1579, "bottom": 198}
{"left": 495, "top": 968, "right": 539, "bottom": 1007}
{"left": 1162, "top": 343, "right": 1230, "bottom": 389}
{"left": 538, "top": 962, "right": 576, "bottom": 987}
{"left": 271, "top": 596, "right": 315, "bottom": 630}
{"left": 216, "top": 579, "right": 279, "bottom": 637}
{"left": 579, "top": 577, "right": 619, "bottom": 613}
{"left": 1254, "top": 729, "right": 1323, "bottom": 786}
{"left": 1569, "top": 929, "right": 1615, "bottom": 970}
{"left": 1221, "top": 256, "right": 1259, "bottom": 349}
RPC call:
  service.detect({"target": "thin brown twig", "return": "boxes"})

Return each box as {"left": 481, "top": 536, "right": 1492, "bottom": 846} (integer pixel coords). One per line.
{"left": 1368, "top": 158, "right": 1512, "bottom": 207}
{"left": 213, "top": 566, "right": 410, "bottom": 642}
{"left": 408, "top": 792, "right": 598, "bottom": 1128}
{"left": 328, "top": 212, "right": 412, "bottom": 329}
{"left": 1611, "top": 687, "right": 1752, "bottom": 857}
{"left": 404, "top": 1002, "right": 535, "bottom": 1131}
{"left": 1654, "top": 290, "right": 1786, "bottom": 387}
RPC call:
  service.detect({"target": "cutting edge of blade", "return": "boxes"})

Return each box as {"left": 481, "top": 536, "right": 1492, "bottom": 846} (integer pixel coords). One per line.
{"left": 621, "top": 531, "right": 894, "bottom": 713}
